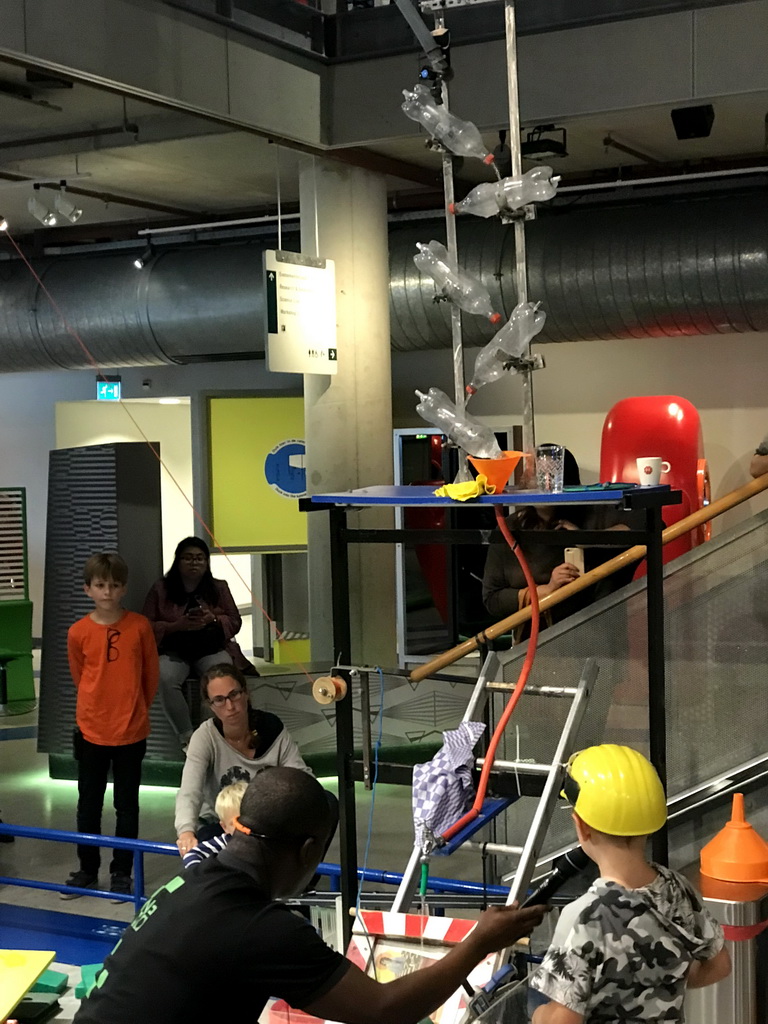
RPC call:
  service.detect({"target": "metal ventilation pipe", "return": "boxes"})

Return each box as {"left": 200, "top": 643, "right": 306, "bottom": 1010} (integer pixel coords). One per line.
{"left": 0, "top": 195, "right": 766, "bottom": 372}
{"left": 0, "top": 244, "right": 269, "bottom": 371}
{"left": 388, "top": 194, "right": 768, "bottom": 350}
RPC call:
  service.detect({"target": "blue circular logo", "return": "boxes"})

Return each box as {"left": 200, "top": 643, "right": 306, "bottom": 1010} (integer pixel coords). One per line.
{"left": 264, "top": 439, "right": 307, "bottom": 498}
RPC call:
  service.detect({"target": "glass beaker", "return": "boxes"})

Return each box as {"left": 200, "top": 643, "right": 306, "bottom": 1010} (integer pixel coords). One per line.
{"left": 536, "top": 443, "right": 565, "bottom": 493}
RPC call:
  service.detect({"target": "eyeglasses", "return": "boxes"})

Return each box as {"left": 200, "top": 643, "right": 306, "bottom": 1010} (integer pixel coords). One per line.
{"left": 207, "top": 688, "right": 246, "bottom": 708}
{"left": 180, "top": 553, "right": 207, "bottom": 563}
{"left": 232, "top": 816, "right": 314, "bottom": 845}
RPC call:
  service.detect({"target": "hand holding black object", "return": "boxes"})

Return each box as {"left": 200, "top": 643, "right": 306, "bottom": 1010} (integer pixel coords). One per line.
{"left": 521, "top": 848, "right": 590, "bottom": 908}
{"left": 470, "top": 903, "right": 548, "bottom": 957}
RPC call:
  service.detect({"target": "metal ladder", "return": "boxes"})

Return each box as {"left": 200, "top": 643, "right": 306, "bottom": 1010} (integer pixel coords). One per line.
{"left": 391, "top": 654, "right": 597, "bottom": 911}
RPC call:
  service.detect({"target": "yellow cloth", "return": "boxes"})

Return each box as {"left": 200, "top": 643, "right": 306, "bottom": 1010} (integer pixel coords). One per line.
{"left": 433, "top": 474, "right": 496, "bottom": 500}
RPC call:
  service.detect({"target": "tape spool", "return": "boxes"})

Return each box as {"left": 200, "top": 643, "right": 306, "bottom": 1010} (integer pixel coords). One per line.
{"left": 312, "top": 675, "right": 348, "bottom": 705}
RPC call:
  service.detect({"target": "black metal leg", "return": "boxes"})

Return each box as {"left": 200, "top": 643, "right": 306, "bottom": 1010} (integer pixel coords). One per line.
{"left": 645, "top": 505, "right": 668, "bottom": 865}
{"left": 329, "top": 507, "right": 358, "bottom": 947}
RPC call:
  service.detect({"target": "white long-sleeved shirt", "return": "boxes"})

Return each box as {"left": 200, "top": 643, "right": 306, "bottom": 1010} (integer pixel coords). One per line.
{"left": 174, "top": 716, "right": 311, "bottom": 837}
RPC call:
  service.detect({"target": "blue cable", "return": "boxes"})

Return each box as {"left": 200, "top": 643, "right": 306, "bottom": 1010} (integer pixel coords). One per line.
{"left": 355, "top": 665, "right": 385, "bottom": 919}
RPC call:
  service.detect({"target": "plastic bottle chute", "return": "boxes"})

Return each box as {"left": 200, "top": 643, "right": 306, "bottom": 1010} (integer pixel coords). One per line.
{"left": 466, "top": 301, "right": 546, "bottom": 396}
{"left": 450, "top": 166, "right": 561, "bottom": 219}
{"left": 415, "top": 387, "right": 503, "bottom": 460}
{"left": 401, "top": 84, "right": 494, "bottom": 165}
{"left": 413, "top": 241, "right": 501, "bottom": 324}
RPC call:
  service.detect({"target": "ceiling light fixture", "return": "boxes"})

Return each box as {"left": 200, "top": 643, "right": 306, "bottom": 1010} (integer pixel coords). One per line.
{"left": 132, "top": 245, "right": 154, "bottom": 270}
{"left": 54, "top": 182, "right": 83, "bottom": 224}
{"left": 0, "top": 217, "right": 8, "bottom": 232}
{"left": 521, "top": 124, "right": 568, "bottom": 160}
{"left": 28, "top": 185, "right": 57, "bottom": 227}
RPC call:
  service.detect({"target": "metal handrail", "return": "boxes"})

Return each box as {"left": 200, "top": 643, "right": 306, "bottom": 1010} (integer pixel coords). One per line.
{"left": 410, "top": 471, "right": 768, "bottom": 682}
{"left": 0, "top": 823, "right": 505, "bottom": 914}
{"left": 0, "top": 823, "right": 177, "bottom": 912}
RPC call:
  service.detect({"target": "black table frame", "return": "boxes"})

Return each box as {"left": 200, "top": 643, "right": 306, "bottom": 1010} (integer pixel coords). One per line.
{"left": 301, "top": 486, "right": 681, "bottom": 944}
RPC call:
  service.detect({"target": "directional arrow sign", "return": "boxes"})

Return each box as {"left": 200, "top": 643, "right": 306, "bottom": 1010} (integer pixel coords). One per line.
{"left": 264, "top": 249, "right": 337, "bottom": 375}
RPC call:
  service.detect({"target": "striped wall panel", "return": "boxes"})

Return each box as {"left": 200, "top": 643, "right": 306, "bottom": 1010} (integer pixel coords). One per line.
{"left": 37, "top": 443, "right": 178, "bottom": 759}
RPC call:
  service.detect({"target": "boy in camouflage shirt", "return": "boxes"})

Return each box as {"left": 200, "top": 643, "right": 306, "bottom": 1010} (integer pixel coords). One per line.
{"left": 529, "top": 745, "right": 730, "bottom": 1023}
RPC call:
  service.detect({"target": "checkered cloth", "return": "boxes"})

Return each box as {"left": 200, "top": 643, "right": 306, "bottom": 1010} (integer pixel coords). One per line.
{"left": 412, "top": 721, "right": 486, "bottom": 851}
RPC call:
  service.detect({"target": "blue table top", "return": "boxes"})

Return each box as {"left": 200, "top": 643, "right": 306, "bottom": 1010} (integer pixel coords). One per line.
{"left": 309, "top": 484, "right": 674, "bottom": 507}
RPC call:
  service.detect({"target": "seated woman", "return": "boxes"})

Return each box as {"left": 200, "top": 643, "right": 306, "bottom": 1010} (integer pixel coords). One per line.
{"left": 482, "top": 449, "right": 637, "bottom": 640}
{"left": 175, "top": 663, "right": 311, "bottom": 856}
{"left": 142, "top": 536, "right": 256, "bottom": 750}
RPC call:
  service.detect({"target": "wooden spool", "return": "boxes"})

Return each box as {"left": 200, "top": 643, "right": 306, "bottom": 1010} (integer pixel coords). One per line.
{"left": 312, "top": 675, "right": 348, "bottom": 705}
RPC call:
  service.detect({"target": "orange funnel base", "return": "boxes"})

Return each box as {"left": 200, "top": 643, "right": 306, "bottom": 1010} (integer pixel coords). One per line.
{"left": 700, "top": 793, "right": 768, "bottom": 883}
{"left": 468, "top": 451, "right": 523, "bottom": 493}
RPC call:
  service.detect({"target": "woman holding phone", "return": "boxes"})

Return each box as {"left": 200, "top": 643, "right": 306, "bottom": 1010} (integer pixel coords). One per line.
{"left": 142, "top": 536, "right": 256, "bottom": 751}
{"left": 482, "top": 449, "right": 637, "bottom": 641}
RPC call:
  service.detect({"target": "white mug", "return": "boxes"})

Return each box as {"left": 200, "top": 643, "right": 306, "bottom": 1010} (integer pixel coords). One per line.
{"left": 636, "top": 457, "right": 671, "bottom": 487}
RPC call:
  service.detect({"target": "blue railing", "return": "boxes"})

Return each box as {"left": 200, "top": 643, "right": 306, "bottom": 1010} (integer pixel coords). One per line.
{"left": 0, "top": 823, "right": 508, "bottom": 914}
{"left": 0, "top": 823, "right": 177, "bottom": 913}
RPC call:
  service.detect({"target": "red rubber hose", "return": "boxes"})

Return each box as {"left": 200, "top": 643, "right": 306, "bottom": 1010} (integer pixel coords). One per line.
{"left": 440, "top": 505, "right": 541, "bottom": 841}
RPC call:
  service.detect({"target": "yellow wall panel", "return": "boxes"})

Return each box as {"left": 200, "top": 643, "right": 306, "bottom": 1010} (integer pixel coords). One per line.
{"left": 209, "top": 396, "right": 306, "bottom": 550}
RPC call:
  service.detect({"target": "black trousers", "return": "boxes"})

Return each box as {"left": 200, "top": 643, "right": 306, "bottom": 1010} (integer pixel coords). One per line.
{"left": 76, "top": 737, "right": 146, "bottom": 876}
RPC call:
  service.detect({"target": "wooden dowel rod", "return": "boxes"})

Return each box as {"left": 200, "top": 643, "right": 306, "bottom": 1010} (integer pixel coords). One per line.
{"left": 409, "top": 473, "right": 768, "bottom": 683}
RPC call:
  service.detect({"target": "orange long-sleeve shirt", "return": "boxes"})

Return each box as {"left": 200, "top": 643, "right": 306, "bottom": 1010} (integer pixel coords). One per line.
{"left": 67, "top": 610, "right": 160, "bottom": 746}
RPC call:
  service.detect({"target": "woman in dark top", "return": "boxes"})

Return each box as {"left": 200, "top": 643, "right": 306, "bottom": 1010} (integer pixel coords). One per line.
{"left": 482, "top": 450, "right": 636, "bottom": 639}
{"left": 142, "top": 536, "right": 255, "bottom": 750}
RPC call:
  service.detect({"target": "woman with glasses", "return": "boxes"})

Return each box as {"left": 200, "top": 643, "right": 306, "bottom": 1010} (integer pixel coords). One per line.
{"left": 142, "top": 536, "right": 256, "bottom": 751}
{"left": 174, "top": 664, "right": 310, "bottom": 858}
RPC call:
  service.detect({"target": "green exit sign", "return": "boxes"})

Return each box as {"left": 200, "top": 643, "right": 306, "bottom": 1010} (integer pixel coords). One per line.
{"left": 97, "top": 379, "right": 121, "bottom": 401}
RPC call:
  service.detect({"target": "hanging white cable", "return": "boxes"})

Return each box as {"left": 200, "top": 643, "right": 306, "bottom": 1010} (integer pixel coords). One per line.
{"left": 312, "top": 157, "right": 320, "bottom": 257}
{"left": 275, "top": 144, "right": 283, "bottom": 252}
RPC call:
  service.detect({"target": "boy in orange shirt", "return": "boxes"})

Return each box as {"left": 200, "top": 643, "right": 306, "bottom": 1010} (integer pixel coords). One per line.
{"left": 62, "top": 552, "right": 159, "bottom": 900}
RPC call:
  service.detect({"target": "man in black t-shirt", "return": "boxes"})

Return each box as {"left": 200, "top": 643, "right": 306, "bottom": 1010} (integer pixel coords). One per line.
{"left": 75, "top": 768, "right": 546, "bottom": 1024}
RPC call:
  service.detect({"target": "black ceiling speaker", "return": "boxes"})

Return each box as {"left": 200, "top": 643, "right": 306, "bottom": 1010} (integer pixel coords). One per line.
{"left": 670, "top": 104, "right": 715, "bottom": 140}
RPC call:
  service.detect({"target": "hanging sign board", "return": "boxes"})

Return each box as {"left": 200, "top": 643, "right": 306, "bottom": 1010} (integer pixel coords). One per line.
{"left": 264, "top": 249, "right": 337, "bottom": 375}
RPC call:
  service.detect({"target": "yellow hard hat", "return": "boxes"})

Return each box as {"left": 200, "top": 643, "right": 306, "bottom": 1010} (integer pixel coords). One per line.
{"left": 562, "top": 744, "right": 667, "bottom": 836}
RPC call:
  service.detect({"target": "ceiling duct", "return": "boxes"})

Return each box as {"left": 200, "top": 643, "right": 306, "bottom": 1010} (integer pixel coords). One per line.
{"left": 388, "top": 194, "right": 768, "bottom": 350}
{"left": 0, "top": 195, "right": 766, "bottom": 372}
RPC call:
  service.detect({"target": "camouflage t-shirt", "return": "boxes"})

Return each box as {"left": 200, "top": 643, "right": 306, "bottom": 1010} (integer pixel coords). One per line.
{"left": 529, "top": 864, "right": 724, "bottom": 1022}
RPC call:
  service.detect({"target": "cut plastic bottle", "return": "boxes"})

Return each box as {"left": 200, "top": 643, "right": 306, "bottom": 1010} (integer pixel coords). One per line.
{"left": 466, "top": 301, "right": 546, "bottom": 395}
{"left": 449, "top": 166, "right": 561, "bottom": 219}
{"left": 401, "top": 84, "right": 494, "bottom": 165}
{"left": 415, "top": 387, "right": 503, "bottom": 459}
{"left": 414, "top": 241, "right": 501, "bottom": 324}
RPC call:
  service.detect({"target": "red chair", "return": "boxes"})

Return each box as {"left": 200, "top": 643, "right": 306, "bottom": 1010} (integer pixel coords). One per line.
{"left": 600, "top": 396, "right": 710, "bottom": 568}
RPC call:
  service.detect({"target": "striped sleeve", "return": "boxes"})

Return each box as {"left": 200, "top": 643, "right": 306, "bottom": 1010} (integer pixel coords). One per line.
{"left": 182, "top": 834, "right": 230, "bottom": 869}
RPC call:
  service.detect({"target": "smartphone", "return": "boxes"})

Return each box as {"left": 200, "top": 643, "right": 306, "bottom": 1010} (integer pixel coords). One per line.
{"left": 564, "top": 546, "right": 585, "bottom": 575}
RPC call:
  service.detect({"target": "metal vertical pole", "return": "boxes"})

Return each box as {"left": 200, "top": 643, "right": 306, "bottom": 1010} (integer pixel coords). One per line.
{"left": 645, "top": 503, "right": 668, "bottom": 865}
{"left": 440, "top": 111, "right": 465, "bottom": 412}
{"left": 433, "top": 15, "right": 470, "bottom": 487}
{"left": 329, "top": 507, "right": 358, "bottom": 946}
{"left": 504, "top": 0, "right": 536, "bottom": 465}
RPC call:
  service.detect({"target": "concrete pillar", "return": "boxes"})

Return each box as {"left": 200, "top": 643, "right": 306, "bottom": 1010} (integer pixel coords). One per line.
{"left": 300, "top": 158, "right": 396, "bottom": 667}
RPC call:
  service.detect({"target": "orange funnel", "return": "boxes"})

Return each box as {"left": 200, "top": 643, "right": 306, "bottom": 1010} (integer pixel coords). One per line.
{"left": 468, "top": 451, "right": 523, "bottom": 493}
{"left": 700, "top": 793, "right": 768, "bottom": 883}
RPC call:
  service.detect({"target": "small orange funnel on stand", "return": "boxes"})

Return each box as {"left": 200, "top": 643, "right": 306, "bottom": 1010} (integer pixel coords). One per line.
{"left": 700, "top": 793, "right": 768, "bottom": 883}
{"left": 467, "top": 451, "right": 523, "bottom": 493}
